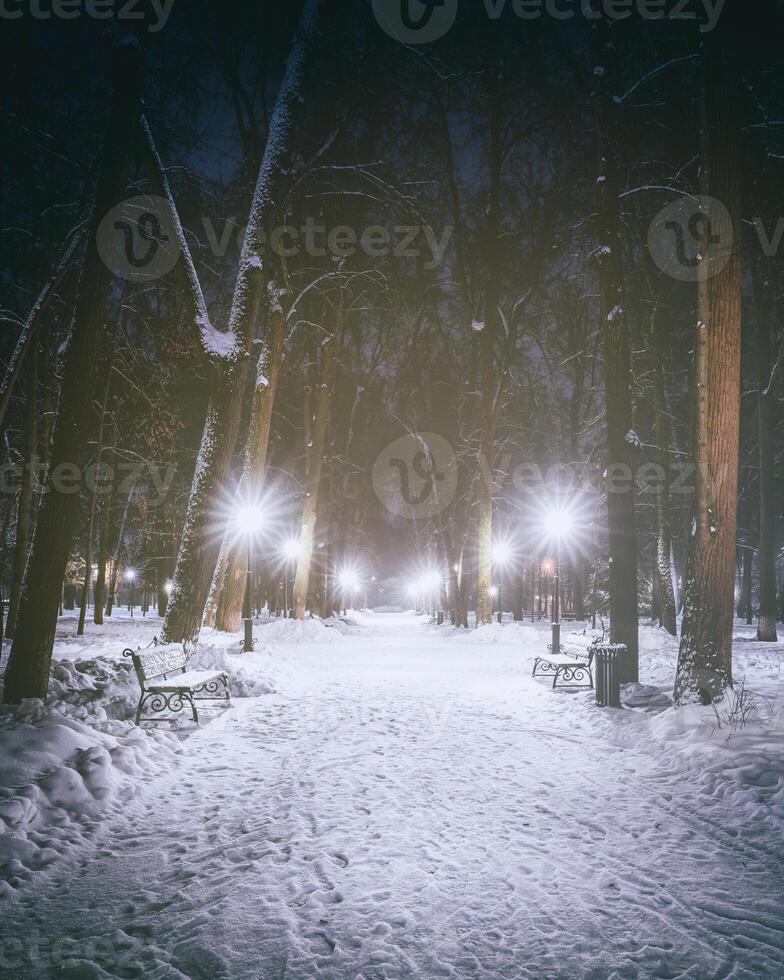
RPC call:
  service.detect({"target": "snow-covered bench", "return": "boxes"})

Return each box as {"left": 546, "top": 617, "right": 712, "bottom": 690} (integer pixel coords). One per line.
{"left": 532, "top": 643, "right": 595, "bottom": 689}
{"left": 123, "top": 644, "right": 230, "bottom": 725}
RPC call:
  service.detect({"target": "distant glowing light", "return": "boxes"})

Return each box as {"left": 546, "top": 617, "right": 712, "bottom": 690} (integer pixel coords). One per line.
{"left": 125, "top": 568, "right": 137, "bottom": 582}
{"left": 492, "top": 541, "right": 514, "bottom": 566}
{"left": 540, "top": 506, "right": 575, "bottom": 542}
{"left": 489, "top": 586, "right": 499, "bottom": 598}
{"left": 282, "top": 538, "right": 300, "bottom": 562}
{"left": 232, "top": 503, "right": 266, "bottom": 538}
{"left": 339, "top": 569, "right": 360, "bottom": 592}
{"left": 164, "top": 580, "right": 174, "bottom": 596}
{"left": 541, "top": 559, "right": 555, "bottom": 576}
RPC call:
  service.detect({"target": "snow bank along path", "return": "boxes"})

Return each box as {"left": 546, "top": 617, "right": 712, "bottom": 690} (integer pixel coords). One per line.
{"left": 2, "top": 613, "right": 784, "bottom": 978}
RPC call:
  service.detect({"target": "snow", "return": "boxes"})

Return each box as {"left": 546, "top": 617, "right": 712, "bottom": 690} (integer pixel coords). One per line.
{"left": 0, "top": 611, "right": 783, "bottom": 976}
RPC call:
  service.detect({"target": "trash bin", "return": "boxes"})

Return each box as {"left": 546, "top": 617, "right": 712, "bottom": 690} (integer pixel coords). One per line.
{"left": 594, "top": 643, "right": 627, "bottom": 708}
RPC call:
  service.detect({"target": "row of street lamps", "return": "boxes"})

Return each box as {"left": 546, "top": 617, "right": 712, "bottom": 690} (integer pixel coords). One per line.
{"left": 121, "top": 498, "right": 579, "bottom": 651}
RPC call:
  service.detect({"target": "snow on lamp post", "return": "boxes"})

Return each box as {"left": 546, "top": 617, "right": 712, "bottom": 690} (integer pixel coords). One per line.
{"left": 125, "top": 568, "right": 137, "bottom": 618}
{"left": 539, "top": 506, "right": 574, "bottom": 654}
{"left": 232, "top": 503, "right": 266, "bottom": 652}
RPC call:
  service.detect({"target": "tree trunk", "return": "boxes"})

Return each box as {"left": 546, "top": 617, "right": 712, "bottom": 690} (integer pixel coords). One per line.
{"left": 754, "top": 275, "right": 777, "bottom": 641}
{"left": 93, "top": 459, "right": 113, "bottom": 626}
{"left": 214, "top": 303, "right": 287, "bottom": 631}
{"left": 5, "top": 345, "right": 37, "bottom": 639}
{"left": 475, "top": 75, "right": 503, "bottom": 627}
{"left": 293, "top": 318, "right": 340, "bottom": 619}
{"left": 652, "top": 314, "right": 677, "bottom": 636}
{"left": 593, "top": 19, "right": 639, "bottom": 678}
{"left": 105, "top": 482, "right": 135, "bottom": 618}
{"left": 3, "top": 38, "right": 144, "bottom": 703}
{"left": 163, "top": 0, "right": 322, "bottom": 643}
{"left": 77, "top": 365, "right": 112, "bottom": 636}
{"left": 675, "top": 9, "right": 742, "bottom": 702}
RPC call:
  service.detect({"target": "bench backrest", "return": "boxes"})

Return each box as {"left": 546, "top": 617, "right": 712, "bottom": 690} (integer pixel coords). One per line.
{"left": 123, "top": 645, "right": 188, "bottom": 685}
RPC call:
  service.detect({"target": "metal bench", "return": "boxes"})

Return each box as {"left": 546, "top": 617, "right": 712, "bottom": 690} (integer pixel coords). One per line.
{"left": 532, "top": 643, "right": 595, "bottom": 689}
{"left": 123, "top": 644, "right": 230, "bottom": 725}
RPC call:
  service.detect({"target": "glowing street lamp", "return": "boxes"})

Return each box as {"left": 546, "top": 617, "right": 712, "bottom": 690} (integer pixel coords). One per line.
{"left": 492, "top": 541, "right": 514, "bottom": 623}
{"left": 338, "top": 568, "right": 360, "bottom": 615}
{"left": 164, "top": 580, "right": 174, "bottom": 597}
{"left": 232, "top": 501, "right": 267, "bottom": 652}
{"left": 539, "top": 505, "right": 575, "bottom": 654}
{"left": 125, "top": 568, "right": 137, "bottom": 617}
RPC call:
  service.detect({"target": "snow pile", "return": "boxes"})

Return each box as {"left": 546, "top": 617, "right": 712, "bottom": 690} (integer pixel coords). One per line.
{"left": 258, "top": 617, "right": 340, "bottom": 645}
{"left": 48, "top": 656, "right": 141, "bottom": 723}
{"left": 188, "top": 641, "right": 279, "bottom": 698}
{"left": 0, "top": 698, "right": 181, "bottom": 893}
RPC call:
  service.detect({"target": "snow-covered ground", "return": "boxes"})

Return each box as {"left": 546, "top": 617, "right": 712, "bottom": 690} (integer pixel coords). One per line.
{"left": 0, "top": 610, "right": 782, "bottom": 978}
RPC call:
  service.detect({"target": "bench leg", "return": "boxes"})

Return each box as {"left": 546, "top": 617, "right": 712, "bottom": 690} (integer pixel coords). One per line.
{"left": 532, "top": 658, "right": 541, "bottom": 677}
{"left": 135, "top": 692, "right": 146, "bottom": 726}
{"left": 553, "top": 668, "right": 561, "bottom": 690}
{"left": 184, "top": 693, "right": 199, "bottom": 724}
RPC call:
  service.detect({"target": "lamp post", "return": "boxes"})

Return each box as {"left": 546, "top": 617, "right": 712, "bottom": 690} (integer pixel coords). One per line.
{"left": 126, "top": 568, "right": 136, "bottom": 618}
{"left": 232, "top": 503, "right": 266, "bottom": 652}
{"left": 539, "top": 506, "right": 574, "bottom": 654}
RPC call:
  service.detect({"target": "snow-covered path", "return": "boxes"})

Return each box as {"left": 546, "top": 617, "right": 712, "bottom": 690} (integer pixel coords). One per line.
{"left": 4, "top": 613, "right": 784, "bottom": 978}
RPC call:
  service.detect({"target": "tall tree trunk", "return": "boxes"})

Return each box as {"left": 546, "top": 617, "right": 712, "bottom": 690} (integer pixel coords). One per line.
{"left": 652, "top": 313, "right": 677, "bottom": 636}
{"left": 593, "top": 17, "right": 639, "bottom": 678}
{"left": 163, "top": 0, "right": 322, "bottom": 643}
{"left": 754, "top": 275, "right": 777, "bottom": 641}
{"left": 675, "top": 9, "right": 742, "bottom": 702}
{"left": 214, "top": 303, "right": 287, "bottom": 631}
{"left": 475, "top": 75, "right": 503, "bottom": 627}
{"left": 5, "top": 345, "right": 37, "bottom": 639}
{"left": 77, "top": 365, "right": 112, "bottom": 636}
{"left": 93, "top": 453, "right": 114, "bottom": 626}
{"left": 105, "top": 482, "right": 135, "bottom": 618}
{"left": 293, "top": 316, "right": 340, "bottom": 619}
{"left": 3, "top": 38, "right": 144, "bottom": 703}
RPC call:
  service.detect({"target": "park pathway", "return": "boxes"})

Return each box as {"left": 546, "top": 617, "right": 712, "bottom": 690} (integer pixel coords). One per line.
{"left": 3, "top": 614, "right": 783, "bottom": 978}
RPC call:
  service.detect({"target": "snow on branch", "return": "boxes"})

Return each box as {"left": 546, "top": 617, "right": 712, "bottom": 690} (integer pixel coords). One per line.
{"left": 140, "top": 114, "right": 235, "bottom": 361}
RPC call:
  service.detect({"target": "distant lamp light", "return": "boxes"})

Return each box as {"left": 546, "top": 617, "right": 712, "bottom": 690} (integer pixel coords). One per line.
{"left": 540, "top": 506, "right": 574, "bottom": 542}
{"left": 489, "top": 586, "right": 499, "bottom": 599}
{"left": 125, "top": 568, "right": 137, "bottom": 582}
{"left": 164, "top": 580, "right": 174, "bottom": 597}
{"left": 492, "top": 541, "right": 513, "bottom": 566}
{"left": 282, "top": 538, "right": 300, "bottom": 562}
{"left": 233, "top": 503, "right": 266, "bottom": 538}
{"left": 338, "top": 569, "right": 360, "bottom": 592}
